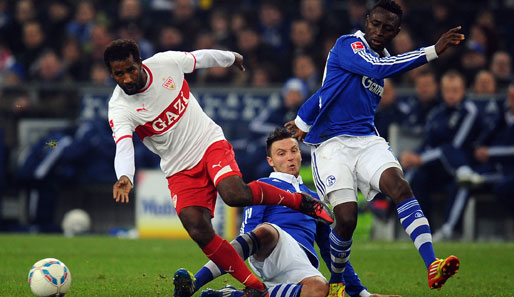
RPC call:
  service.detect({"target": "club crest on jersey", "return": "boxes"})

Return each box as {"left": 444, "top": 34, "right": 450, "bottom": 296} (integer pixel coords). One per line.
{"left": 162, "top": 76, "right": 176, "bottom": 90}
{"left": 351, "top": 41, "right": 365, "bottom": 53}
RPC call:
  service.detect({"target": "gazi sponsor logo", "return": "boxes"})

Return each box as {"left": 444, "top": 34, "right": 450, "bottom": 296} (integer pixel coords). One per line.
{"left": 361, "top": 76, "right": 384, "bottom": 96}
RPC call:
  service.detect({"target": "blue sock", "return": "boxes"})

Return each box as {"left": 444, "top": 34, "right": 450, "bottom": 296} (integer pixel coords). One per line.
{"left": 329, "top": 230, "right": 352, "bottom": 283}
{"left": 269, "top": 284, "right": 302, "bottom": 297}
{"left": 194, "top": 232, "right": 259, "bottom": 291}
{"left": 397, "top": 198, "right": 436, "bottom": 269}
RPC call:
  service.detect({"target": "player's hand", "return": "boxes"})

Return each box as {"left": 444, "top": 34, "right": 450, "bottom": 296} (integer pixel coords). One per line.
{"left": 370, "top": 294, "right": 402, "bottom": 297}
{"left": 113, "top": 175, "right": 132, "bottom": 203}
{"left": 284, "top": 120, "right": 306, "bottom": 142}
{"left": 474, "top": 146, "right": 489, "bottom": 163}
{"left": 232, "top": 52, "right": 245, "bottom": 72}
{"left": 400, "top": 150, "right": 422, "bottom": 169}
{"left": 435, "top": 26, "right": 465, "bottom": 55}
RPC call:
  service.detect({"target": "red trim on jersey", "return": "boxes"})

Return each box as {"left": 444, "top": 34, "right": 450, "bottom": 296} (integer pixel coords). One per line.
{"left": 190, "top": 52, "right": 197, "bottom": 71}
{"left": 135, "top": 79, "right": 190, "bottom": 140}
{"left": 138, "top": 64, "right": 153, "bottom": 93}
{"left": 115, "top": 135, "right": 133, "bottom": 144}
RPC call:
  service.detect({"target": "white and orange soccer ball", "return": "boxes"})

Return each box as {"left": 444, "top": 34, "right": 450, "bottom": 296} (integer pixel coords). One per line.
{"left": 28, "top": 258, "right": 71, "bottom": 297}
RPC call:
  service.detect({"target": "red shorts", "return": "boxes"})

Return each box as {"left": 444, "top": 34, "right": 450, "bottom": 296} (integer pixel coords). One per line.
{"left": 167, "top": 140, "right": 242, "bottom": 217}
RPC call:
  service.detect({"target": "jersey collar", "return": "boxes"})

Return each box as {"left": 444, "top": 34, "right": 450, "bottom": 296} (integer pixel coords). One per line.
{"left": 269, "top": 172, "right": 303, "bottom": 193}
{"left": 355, "top": 30, "right": 391, "bottom": 57}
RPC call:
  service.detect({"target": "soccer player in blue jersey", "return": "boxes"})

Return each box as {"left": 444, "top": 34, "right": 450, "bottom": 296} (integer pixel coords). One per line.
{"left": 173, "top": 128, "right": 400, "bottom": 297}
{"left": 285, "top": 0, "right": 464, "bottom": 290}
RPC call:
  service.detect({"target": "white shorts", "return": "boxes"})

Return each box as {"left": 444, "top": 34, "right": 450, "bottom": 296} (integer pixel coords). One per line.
{"left": 248, "top": 224, "right": 325, "bottom": 288}
{"left": 311, "top": 135, "right": 401, "bottom": 206}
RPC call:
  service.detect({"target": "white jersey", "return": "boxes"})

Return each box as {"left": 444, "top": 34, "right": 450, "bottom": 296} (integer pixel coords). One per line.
{"left": 108, "top": 51, "right": 225, "bottom": 177}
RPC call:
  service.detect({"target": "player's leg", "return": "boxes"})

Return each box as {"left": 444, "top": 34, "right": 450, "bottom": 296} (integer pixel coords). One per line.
{"left": 207, "top": 140, "right": 333, "bottom": 224}
{"left": 297, "top": 276, "right": 329, "bottom": 297}
{"left": 190, "top": 223, "right": 279, "bottom": 293}
{"left": 178, "top": 206, "right": 267, "bottom": 295}
{"left": 371, "top": 143, "right": 459, "bottom": 289}
{"left": 310, "top": 137, "right": 358, "bottom": 281}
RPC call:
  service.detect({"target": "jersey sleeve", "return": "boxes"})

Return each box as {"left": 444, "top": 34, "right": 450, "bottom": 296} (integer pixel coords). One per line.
{"left": 158, "top": 51, "right": 197, "bottom": 74}
{"left": 108, "top": 99, "right": 135, "bottom": 144}
{"left": 240, "top": 205, "right": 266, "bottom": 234}
{"left": 191, "top": 49, "right": 235, "bottom": 69}
{"left": 335, "top": 38, "right": 437, "bottom": 79}
{"left": 295, "top": 89, "right": 321, "bottom": 132}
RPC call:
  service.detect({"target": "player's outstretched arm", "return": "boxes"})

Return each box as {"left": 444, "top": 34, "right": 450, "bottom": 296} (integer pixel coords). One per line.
{"left": 113, "top": 175, "right": 132, "bottom": 203}
{"left": 232, "top": 52, "right": 245, "bottom": 72}
{"left": 434, "top": 26, "right": 465, "bottom": 55}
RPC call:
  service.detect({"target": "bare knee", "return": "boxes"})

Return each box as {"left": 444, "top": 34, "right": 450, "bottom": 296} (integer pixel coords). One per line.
{"left": 179, "top": 206, "right": 215, "bottom": 247}
{"left": 298, "top": 276, "right": 328, "bottom": 297}
{"left": 333, "top": 202, "right": 358, "bottom": 238}
{"left": 217, "top": 175, "right": 253, "bottom": 207}
{"left": 379, "top": 167, "right": 414, "bottom": 203}
{"left": 252, "top": 223, "right": 279, "bottom": 261}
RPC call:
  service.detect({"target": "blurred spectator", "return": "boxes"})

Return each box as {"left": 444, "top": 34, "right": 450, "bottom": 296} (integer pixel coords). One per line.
{"left": 116, "top": 21, "right": 154, "bottom": 59}
{"left": 83, "top": 24, "right": 113, "bottom": 61}
{"left": 397, "top": 69, "right": 441, "bottom": 136}
{"left": 460, "top": 48, "right": 487, "bottom": 87}
{"left": 89, "top": 60, "right": 113, "bottom": 86}
{"left": 490, "top": 51, "right": 513, "bottom": 91}
{"left": 288, "top": 19, "right": 323, "bottom": 69}
{"left": 292, "top": 54, "right": 319, "bottom": 94}
{"left": 66, "top": 0, "right": 97, "bottom": 45}
{"left": 117, "top": 0, "right": 143, "bottom": 25}
{"left": 235, "top": 26, "right": 273, "bottom": 83}
{"left": 391, "top": 28, "right": 416, "bottom": 55}
{"left": 472, "top": 70, "right": 497, "bottom": 95}
{"left": 0, "top": 37, "right": 23, "bottom": 85}
{"left": 300, "top": 0, "right": 348, "bottom": 43}
{"left": 162, "top": 0, "right": 203, "bottom": 49}
{"left": 30, "top": 49, "right": 71, "bottom": 83}
{"left": 346, "top": 0, "right": 367, "bottom": 33}
{"left": 401, "top": 71, "right": 482, "bottom": 221}
{"left": 18, "top": 21, "right": 47, "bottom": 78}
{"left": 374, "top": 79, "right": 399, "bottom": 141}
{"left": 258, "top": 2, "right": 288, "bottom": 55}
{"left": 1, "top": 0, "right": 38, "bottom": 54}
{"left": 42, "top": 0, "right": 72, "bottom": 51}
{"left": 251, "top": 65, "right": 273, "bottom": 87}
{"left": 60, "top": 37, "right": 89, "bottom": 81}
{"left": 209, "top": 9, "right": 233, "bottom": 48}
{"left": 155, "top": 25, "right": 184, "bottom": 52}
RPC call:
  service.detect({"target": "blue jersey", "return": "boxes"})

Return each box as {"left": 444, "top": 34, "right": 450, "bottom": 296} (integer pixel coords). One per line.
{"left": 295, "top": 30, "right": 438, "bottom": 145}
{"left": 241, "top": 172, "right": 367, "bottom": 296}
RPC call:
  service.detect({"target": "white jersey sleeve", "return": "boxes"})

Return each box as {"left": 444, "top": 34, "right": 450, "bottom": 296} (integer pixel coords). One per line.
{"left": 114, "top": 137, "right": 135, "bottom": 184}
{"left": 152, "top": 51, "right": 197, "bottom": 74}
{"left": 192, "top": 50, "right": 235, "bottom": 69}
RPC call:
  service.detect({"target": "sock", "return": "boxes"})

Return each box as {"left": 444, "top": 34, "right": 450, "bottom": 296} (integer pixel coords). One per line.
{"left": 329, "top": 230, "right": 352, "bottom": 281}
{"left": 201, "top": 234, "right": 265, "bottom": 290}
{"left": 194, "top": 232, "right": 260, "bottom": 291}
{"left": 248, "top": 180, "right": 302, "bottom": 209}
{"left": 397, "top": 198, "right": 437, "bottom": 269}
{"left": 269, "top": 284, "right": 302, "bottom": 297}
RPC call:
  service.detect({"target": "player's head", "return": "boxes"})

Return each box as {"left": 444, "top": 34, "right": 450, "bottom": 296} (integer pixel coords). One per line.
{"left": 365, "top": 0, "right": 402, "bottom": 53}
{"left": 104, "top": 39, "right": 145, "bottom": 95}
{"left": 266, "top": 128, "right": 302, "bottom": 177}
{"left": 441, "top": 70, "right": 466, "bottom": 108}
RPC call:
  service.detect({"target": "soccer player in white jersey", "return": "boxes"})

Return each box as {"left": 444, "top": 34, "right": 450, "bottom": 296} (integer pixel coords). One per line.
{"left": 286, "top": 0, "right": 464, "bottom": 291}
{"left": 104, "top": 39, "right": 334, "bottom": 297}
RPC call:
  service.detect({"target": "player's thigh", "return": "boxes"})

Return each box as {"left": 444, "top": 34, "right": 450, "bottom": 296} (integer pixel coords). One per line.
{"left": 356, "top": 136, "right": 401, "bottom": 199}
{"left": 249, "top": 224, "right": 325, "bottom": 288}
{"left": 252, "top": 223, "right": 280, "bottom": 261}
{"left": 311, "top": 138, "right": 357, "bottom": 204}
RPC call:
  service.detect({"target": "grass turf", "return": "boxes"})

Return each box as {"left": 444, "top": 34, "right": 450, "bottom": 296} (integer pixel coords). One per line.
{"left": 1, "top": 234, "right": 513, "bottom": 296}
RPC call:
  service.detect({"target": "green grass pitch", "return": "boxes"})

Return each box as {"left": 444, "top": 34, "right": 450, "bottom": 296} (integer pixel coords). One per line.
{"left": 1, "top": 234, "right": 513, "bottom": 296}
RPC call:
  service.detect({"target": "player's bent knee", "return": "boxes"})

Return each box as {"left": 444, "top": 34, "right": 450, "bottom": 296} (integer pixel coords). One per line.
{"left": 252, "top": 223, "right": 279, "bottom": 260}
{"left": 298, "top": 276, "right": 328, "bottom": 297}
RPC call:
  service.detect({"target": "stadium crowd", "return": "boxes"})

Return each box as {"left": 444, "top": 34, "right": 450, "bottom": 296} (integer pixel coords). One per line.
{"left": 0, "top": 0, "right": 513, "bottom": 238}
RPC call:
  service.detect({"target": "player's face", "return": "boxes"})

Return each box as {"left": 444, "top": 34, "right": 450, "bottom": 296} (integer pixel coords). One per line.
{"left": 109, "top": 55, "right": 146, "bottom": 95}
{"left": 364, "top": 7, "right": 400, "bottom": 53}
{"left": 267, "top": 138, "right": 302, "bottom": 177}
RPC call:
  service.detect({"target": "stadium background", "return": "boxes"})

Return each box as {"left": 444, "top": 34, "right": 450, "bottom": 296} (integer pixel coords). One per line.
{"left": 0, "top": 0, "right": 513, "bottom": 241}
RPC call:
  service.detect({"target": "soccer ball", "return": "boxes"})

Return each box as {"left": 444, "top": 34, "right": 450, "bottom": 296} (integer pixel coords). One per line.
{"left": 28, "top": 258, "right": 71, "bottom": 297}
{"left": 61, "top": 208, "right": 91, "bottom": 237}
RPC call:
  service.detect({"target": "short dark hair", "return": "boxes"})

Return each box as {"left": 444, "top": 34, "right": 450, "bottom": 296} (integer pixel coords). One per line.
{"left": 103, "top": 39, "right": 141, "bottom": 71}
{"left": 371, "top": 0, "right": 403, "bottom": 25}
{"left": 266, "top": 128, "right": 294, "bottom": 156}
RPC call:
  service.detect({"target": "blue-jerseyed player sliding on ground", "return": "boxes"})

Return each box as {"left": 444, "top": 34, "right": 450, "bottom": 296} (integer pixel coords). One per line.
{"left": 174, "top": 128, "right": 401, "bottom": 297}
{"left": 285, "top": 0, "right": 463, "bottom": 291}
